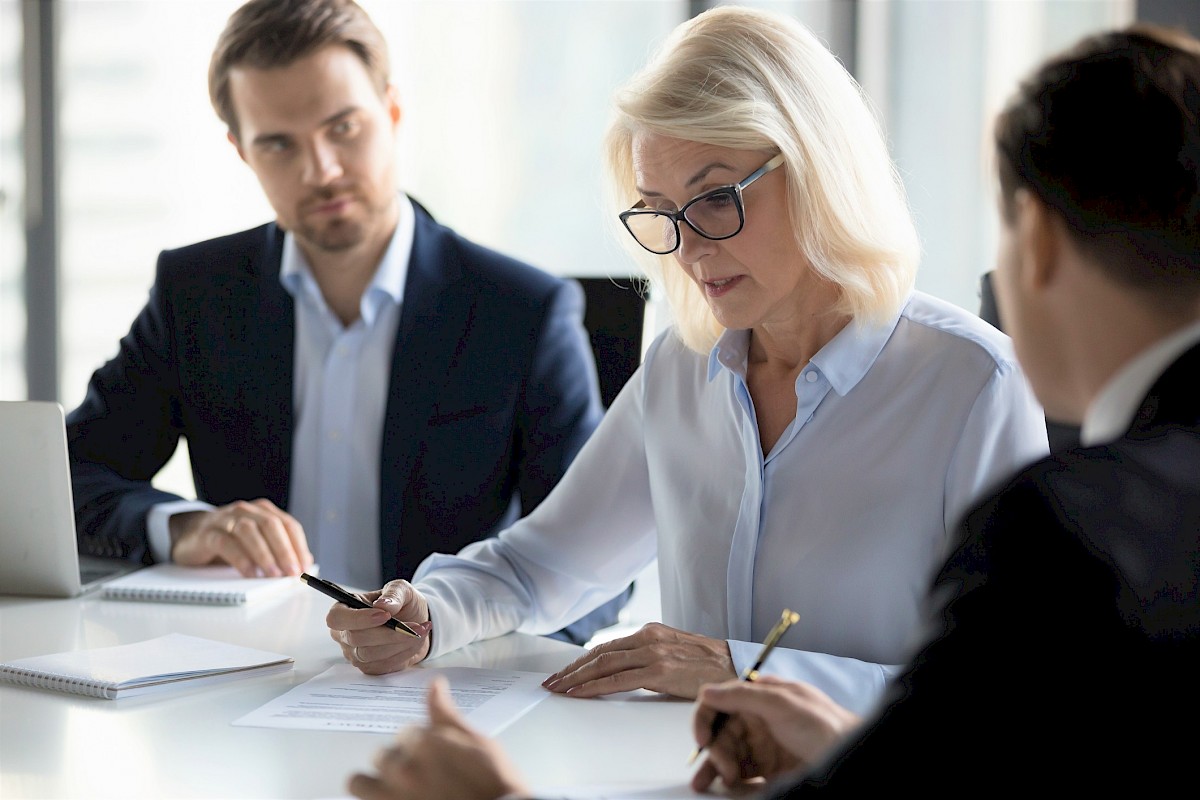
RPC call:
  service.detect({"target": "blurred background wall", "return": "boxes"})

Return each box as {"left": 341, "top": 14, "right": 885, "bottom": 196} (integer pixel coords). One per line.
{"left": 3, "top": 0, "right": 1197, "bottom": 498}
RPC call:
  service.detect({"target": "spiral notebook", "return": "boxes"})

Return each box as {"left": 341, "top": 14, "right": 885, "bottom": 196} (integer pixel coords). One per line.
{"left": 0, "top": 633, "right": 293, "bottom": 699}
{"left": 101, "top": 564, "right": 304, "bottom": 605}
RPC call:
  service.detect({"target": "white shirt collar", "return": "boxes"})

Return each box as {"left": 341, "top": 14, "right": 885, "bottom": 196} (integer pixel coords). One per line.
{"left": 1082, "top": 318, "right": 1200, "bottom": 445}
{"left": 278, "top": 195, "right": 415, "bottom": 325}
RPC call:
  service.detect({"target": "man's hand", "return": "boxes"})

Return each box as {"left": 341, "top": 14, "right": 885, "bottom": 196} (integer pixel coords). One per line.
{"left": 347, "top": 677, "right": 529, "bottom": 800}
{"left": 691, "top": 676, "right": 863, "bottom": 793}
{"left": 169, "top": 498, "right": 313, "bottom": 577}
{"left": 542, "top": 622, "right": 737, "bottom": 699}
{"left": 327, "top": 579, "right": 434, "bottom": 675}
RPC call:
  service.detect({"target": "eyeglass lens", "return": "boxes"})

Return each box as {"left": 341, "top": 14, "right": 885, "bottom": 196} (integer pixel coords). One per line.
{"left": 624, "top": 187, "right": 742, "bottom": 253}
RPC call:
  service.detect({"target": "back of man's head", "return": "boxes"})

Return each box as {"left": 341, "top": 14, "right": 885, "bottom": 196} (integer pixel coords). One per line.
{"left": 208, "top": 0, "right": 390, "bottom": 140}
{"left": 994, "top": 25, "right": 1200, "bottom": 308}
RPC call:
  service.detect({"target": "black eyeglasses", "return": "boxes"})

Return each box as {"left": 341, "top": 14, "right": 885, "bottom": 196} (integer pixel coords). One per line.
{"left": 619, "top": 154, "right": 785, "bottom": 255}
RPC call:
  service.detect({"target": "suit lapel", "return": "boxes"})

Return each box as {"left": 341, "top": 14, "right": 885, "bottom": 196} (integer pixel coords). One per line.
{"left": 243, "top": 223, "right": 294, "bottom": 506}
{"left": 378, "top": 206, "right": 472, "bottom": 577}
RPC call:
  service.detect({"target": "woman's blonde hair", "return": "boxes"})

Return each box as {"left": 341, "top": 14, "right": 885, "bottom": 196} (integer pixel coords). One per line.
{"left": 603, "top": 5, "right": 919, "bottom": 353}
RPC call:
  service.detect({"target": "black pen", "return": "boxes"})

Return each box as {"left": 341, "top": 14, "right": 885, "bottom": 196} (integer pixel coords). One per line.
{"left": 300, "top": 572, "right": 422, "bottom": 638}
{"left": 688, "top": 609, "right": 800, "bottom": 764}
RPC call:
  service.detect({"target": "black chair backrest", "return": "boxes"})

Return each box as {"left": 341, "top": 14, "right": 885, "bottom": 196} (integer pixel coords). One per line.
{"left": 577, "top": 277, "right": 649, "bottom": 409}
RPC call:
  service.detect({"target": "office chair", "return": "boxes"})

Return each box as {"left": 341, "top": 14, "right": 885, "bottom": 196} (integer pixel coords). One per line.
{"left": 978, "top": 270, "right": 1081, "bottom": 452}
{"left": 576, "top": 277, "right": 650, "bottom": 409}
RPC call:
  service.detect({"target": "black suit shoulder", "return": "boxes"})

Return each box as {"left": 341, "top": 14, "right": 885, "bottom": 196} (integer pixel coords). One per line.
{"left": 957, "top": 434, "right": 1200, "bottom": 641}
{"left": 153, "top": 223, "right": 282, "bottom": 292}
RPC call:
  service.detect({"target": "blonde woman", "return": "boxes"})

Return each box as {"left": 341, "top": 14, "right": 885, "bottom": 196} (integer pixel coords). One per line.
{"left": 326, "top": 6, "right": 1047, "bottom": 718}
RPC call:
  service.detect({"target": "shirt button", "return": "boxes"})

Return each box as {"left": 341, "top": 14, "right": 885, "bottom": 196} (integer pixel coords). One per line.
{"left": 328, "top": 429, "right": 342, "bottom": 442}
{"left": 804, "top": 371, "right": 818, "bottom": 383}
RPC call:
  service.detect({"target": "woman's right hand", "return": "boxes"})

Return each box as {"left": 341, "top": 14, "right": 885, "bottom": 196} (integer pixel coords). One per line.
{"left": 690, "top": 676, "right": 863, "bottom": 793}
{"left": 326, "top": 579, "right": 434, "bottom": 675}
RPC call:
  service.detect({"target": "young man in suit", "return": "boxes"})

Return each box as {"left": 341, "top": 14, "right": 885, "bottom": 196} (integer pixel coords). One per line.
{"left": 342, "top": 23, "right": 1200, "bottom": 800}
{"left": 66, "top": 0, "right": 628, "bottom": 646}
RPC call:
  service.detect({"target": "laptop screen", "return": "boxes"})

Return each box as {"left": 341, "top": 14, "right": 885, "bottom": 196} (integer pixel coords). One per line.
{"left": 0, "top": 401, "right": 135, "bottom": 597}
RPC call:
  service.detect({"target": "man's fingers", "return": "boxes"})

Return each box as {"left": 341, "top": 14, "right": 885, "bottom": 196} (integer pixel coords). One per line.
{"left": 181, "top": 522, "right": 256, "bottom": 575}
{"left": 251, "top": 499, "right": 313, "bottom": 570}
{"left": 690, "top": 759, "right": 721, "bottom": 793}
{"left": 223, "top": 514, "right": 283, "bottom": 575}
{"left": 426, "top": 677, "right": 470, "bottom": 731}
{"left": 223, "top": 502, "right": 311, "bottom": 576}
{"left": 693, "top": 701, "right": 719, "bottom": 747}
{"left": 170, "top": 501, "right": 305, "bottom": 577}
{"left": 251, "top": 512, "right": 306, "bottom": 576}
{"left": 346, "top": 773, "right": 396, "bottom": 800}
{"left": 699, "top": 680, "right": 797, "bottom": 722}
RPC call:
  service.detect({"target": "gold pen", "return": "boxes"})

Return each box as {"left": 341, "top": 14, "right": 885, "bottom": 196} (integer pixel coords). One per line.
{"left": 688, "top": 608, "right": 800, "bottom": 764}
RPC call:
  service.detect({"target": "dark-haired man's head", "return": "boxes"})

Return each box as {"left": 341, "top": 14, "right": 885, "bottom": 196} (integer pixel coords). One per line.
{"left": 990, "top": 25, "right": 1200, "bottom": 423}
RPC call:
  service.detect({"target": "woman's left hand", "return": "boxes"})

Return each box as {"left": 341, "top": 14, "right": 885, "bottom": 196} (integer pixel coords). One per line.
{"left": 541, "top": 622, "right": 736, "bottom": 699}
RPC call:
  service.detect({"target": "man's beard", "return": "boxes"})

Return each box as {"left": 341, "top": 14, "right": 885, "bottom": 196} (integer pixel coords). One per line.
{"left": 294, "top": 187, "right": 379, "bottom": 253}
{"left": 297, "top": 216, "right": 366, "bottom": 253}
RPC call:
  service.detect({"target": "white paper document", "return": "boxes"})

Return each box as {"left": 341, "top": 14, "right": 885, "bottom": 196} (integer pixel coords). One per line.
{"left": 233, "top": 663, "right": 549, "bottom": 736}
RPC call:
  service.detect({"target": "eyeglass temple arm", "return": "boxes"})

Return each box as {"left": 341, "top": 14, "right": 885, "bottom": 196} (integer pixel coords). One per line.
{"left": 739, "top": 153, "right": 786, "bottom": 190}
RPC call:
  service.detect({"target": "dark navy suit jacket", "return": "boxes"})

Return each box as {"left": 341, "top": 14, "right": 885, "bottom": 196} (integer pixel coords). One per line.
{"left": 67, "top": 202, "right": 628, "bottom": 644}
{"left": 774, "top": 343, "right": 1200, "bottom": 795}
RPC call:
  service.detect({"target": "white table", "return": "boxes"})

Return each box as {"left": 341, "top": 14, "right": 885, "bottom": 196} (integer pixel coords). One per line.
{"left": 0, "top": 586, "right": 698, "bottom": 799}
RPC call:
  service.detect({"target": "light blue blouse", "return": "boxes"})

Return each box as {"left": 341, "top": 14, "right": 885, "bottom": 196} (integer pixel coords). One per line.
{"left": 414, "top": 291, "right": 1049, "bottom": 714}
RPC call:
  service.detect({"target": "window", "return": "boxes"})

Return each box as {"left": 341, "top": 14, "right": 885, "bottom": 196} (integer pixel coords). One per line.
{"left": 0, "top": 0, "right": 23, "bottom": 399}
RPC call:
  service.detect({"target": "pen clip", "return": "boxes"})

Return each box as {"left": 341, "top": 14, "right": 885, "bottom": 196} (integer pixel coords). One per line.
{"left": 746, "top": 609, "right": 800, "bottom": 674}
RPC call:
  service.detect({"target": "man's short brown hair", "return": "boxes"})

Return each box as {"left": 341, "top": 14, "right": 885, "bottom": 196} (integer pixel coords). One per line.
{"left": 208, "top": 0, "right": 390, "bottom": 140}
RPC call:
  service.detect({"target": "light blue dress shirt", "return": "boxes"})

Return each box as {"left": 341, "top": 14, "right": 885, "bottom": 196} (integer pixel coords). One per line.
{"left": 414, "top": 291, "right": 1049, "bottom": 715}
{"left": 148, "top": 198, "right": 414, "bottom": 592}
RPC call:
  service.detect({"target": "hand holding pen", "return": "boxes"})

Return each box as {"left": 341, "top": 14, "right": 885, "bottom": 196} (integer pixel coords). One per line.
{"left": 689, "top": 609, "right": 800, "bottom": 764}
{"left": 301, "top": 573, "right": 423, "bottom": 637}
{"left": 306, "top": 573, "right": 435, "bottom": 675}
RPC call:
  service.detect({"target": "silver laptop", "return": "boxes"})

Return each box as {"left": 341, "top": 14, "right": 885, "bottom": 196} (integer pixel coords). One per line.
{"left": 0, "top": 400, "right": 140, "bottom": 597}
